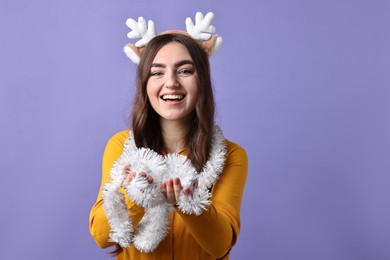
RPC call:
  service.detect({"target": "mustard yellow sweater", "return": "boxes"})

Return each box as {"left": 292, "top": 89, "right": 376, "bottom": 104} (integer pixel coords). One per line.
{"left": 89, "top": 130, "right": 248, "bottom": 260}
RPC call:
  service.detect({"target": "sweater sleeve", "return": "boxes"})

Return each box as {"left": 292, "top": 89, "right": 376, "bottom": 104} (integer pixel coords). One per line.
{"left": 177, "top": 140, "right": 248, "bottom": 258}
{"left": 89, "top": 130, "right": 145, "bottom": 248}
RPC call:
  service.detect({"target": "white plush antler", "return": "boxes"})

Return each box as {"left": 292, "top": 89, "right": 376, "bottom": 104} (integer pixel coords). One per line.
{"left": 126, "top": 16, "right": 156, "bottom": 47}
{"left": 186, "top": 12, "right": 216, "bottom": 41}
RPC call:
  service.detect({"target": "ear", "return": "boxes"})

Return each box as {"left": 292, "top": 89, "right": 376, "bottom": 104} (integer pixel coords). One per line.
{"left": 124, "top": 44, "right": 145, "bottom": 64}
{"left": 201, "top": 35, "right": 223, "bottom": 56}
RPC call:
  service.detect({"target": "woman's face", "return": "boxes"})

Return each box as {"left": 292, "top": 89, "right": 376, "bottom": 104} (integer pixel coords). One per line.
{"left": 146, "top": 42, "right": 198, "bottom": 124}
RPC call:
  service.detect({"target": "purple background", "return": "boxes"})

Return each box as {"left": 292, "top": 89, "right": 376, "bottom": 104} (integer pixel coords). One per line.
{"left": 1, "top": 0, "right": 389, "bottom": 259}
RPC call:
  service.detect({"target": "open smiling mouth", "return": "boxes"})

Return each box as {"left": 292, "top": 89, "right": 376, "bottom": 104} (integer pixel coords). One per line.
{"left": 161, "top": 94, "right": 186, "bottom": 102}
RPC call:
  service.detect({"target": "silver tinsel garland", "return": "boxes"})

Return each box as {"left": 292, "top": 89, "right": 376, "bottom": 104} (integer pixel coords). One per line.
{"left": 102, "top": 125, "right": 227, "bottom": 252}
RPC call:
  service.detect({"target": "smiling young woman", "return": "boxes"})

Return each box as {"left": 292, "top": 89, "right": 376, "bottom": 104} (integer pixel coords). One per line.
{"left": 89, "top": 32, "right": 248, "bottom": 260}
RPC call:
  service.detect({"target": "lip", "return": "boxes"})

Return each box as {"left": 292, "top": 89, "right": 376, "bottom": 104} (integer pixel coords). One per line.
{"left": 162, "top": 99, "right": 184, "bottom": 106}
{"left": 161, "top": 98, "right": 185, "bottom": 106}
{"left": 160, "top": 92, "right": 186, "bottom": 104}
{"left": 160, "top": 92, "right": 186, "bottom": 97}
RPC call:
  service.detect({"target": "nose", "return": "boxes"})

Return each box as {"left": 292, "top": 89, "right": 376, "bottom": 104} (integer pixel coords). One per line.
{"left": 165, "top": 71, "right": 179, "bottom": 88}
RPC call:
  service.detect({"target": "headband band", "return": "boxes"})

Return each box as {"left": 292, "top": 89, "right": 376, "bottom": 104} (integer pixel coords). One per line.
{"left": 123, "top": 12, "right": 223, "bottom": 64}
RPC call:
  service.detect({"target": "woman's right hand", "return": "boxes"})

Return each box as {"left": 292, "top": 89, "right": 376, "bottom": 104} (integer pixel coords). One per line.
{"left": 122, "top": 164, "right": 153, "bottom": 186}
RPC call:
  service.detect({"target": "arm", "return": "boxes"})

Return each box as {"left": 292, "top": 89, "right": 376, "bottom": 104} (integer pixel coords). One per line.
{"left": 89, "top": 130, "right": 145, "bottom": 248}
{"left": 177, "top": 141, "right": 248, "bottom": 257}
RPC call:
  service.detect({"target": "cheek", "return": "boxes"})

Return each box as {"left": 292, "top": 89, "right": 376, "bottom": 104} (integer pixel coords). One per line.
{"left": 146, "top": 85, "right": 151, "bottom": 99}
{"left": 146, "top": 82, "right": 157, "bottom": 100}
{"left": 188, "top": 86, "right": 199, "bottom": 109}
{"left": 189, "top": 80, "right": 199, "bottom": 98}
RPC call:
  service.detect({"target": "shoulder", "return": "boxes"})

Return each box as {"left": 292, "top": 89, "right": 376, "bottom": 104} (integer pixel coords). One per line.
{"left": 225, "top": 139, "right": 247, "bottom": 162}
{"left": 223, "top": 139, "right": 248, "bottom": 171}
{"left": 104, "top": 129, "right": 131, "bottom": 153}
{"left": 102, "top": 130, "right": 132, "bottom": 170}
{"left": 107, "top": 129, "right": 130, "bottom": 145}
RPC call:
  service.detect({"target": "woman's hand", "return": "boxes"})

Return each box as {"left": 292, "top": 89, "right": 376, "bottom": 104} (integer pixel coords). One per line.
{"left": 122, "top": 164, "right": 153, "bottom": 186}
{"left": 161, "top": 177, "right": 191, "bottom": 204}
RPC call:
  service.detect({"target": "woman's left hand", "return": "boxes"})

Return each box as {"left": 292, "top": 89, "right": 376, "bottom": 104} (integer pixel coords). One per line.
{"left": 161, "top": 178, "right": 191, "bottom": 204}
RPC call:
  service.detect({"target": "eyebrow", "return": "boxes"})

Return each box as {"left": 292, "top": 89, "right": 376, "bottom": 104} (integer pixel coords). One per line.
{"left": 151, "top": 60, "right": 194, "bottom": 68}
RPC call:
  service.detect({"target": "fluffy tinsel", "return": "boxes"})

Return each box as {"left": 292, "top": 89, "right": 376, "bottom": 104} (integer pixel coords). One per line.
{"left": 102, "top": 125, "right": 227, "bottom": 252}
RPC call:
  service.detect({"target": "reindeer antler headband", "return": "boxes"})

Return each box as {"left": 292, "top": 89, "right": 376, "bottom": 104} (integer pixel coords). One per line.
{"left": 123, "top": 12, "right": 223, "bottom": 64}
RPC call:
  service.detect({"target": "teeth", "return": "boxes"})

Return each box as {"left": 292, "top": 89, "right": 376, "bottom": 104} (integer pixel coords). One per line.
{"left": 162, "top": 94, "right": 184, "bottom": 100}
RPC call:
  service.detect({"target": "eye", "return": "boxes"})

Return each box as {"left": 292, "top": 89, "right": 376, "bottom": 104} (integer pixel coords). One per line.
{"left": 150, "top": 71, "right": 163, "bottom": 77}
{"left": 178, "top": 68, "right": 194, "bottom": 76}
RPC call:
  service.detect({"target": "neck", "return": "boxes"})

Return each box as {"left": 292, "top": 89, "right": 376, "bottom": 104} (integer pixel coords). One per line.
{"left": 160, "top": 118, "right": 191, "bottom": 154}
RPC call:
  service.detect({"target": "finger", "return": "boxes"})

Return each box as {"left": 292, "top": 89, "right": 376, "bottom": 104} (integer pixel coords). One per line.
{"left": 123, "top": 164, "right": 131, "bottom": 173}
{"left": 123, "top": 175, "right": 131, "bottom": 186}
{"left": 161, "top": 182, "right": 167, "bottom": 199}
{"left": 194, "top": 179, "right": 198, "bottom": 189}
{"left": 128, "top": 171, "right": 136, "bottom": 179}
{"left": 138, "top": 172, "right": 153, "bottom": 183}
{"left": 173, "top": 178, "right": 182, "bottom": 201}
{"left": 123, "top": 171, "right": 136, "bottom": 186}
{"left": 147, "top": 175, "right": 153, "bottom": 184}
{"left": 166, "top": 179, "right": 175, "bottom": 204}
{"left": 183, "top": 187, "right": 192, "bottom": 196}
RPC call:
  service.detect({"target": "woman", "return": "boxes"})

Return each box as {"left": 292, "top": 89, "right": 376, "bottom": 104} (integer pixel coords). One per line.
{"left": 89, "top": 33, "right": 248, "bottom": 259}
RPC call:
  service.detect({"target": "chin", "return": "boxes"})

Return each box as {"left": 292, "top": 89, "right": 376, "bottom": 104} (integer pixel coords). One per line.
{"left": 159, "top": 113, "right": 193, "bottom": 122}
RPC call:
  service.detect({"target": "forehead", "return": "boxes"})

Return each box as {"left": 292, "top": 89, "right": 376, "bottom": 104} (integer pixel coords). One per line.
{"left": 152, "top": 42, "right": 193, "bottom": 64}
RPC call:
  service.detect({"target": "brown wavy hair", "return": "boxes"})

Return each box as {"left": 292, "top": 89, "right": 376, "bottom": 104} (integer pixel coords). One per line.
{"left": 111, "top": 33, "right": 216, "bottom": 256}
